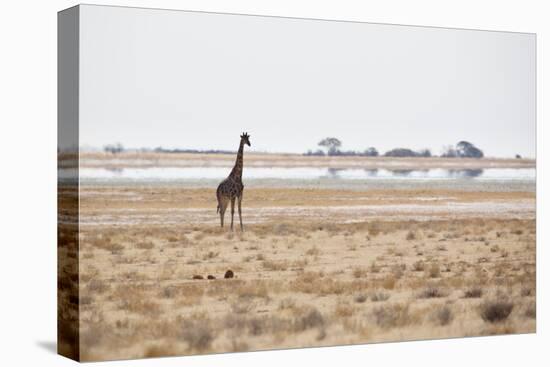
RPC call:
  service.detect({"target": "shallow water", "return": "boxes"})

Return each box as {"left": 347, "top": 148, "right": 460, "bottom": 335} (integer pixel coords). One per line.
{"left": 76, "top": 167, "right": 535, "bottom": 182}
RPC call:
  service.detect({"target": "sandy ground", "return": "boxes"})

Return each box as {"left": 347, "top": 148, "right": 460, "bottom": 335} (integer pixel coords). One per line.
{"left": 76, "top": 151, "right": 535, "bottom": 169}
{"left": 75, "top": 185, "right": 536, "bottom": 361}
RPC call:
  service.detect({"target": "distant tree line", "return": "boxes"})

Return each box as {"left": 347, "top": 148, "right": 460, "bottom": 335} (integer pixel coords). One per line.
{"left": 102, "top": 144, "right": 235, "bottom": 155}
{"left": 304, "top": 138, "right": 486, "bottom": 158}
{"left": 101, "top": 138, "right": 515, "bottom": 159}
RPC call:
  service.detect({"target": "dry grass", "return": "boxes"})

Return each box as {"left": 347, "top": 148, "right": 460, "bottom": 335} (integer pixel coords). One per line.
{"left": 418, "top": 287, "right": 447, "bottom": 299}
{"left": 372, "top": 303, "right": 417, "bottom": 329}
{"left": 75, "top": 184, "right": 535, "bottom": 361}
{"left": 432, "top": 305, "right": 454, "bottom": 326}
{"left": 179, "top": 319, "right": 214, "bottom": 352}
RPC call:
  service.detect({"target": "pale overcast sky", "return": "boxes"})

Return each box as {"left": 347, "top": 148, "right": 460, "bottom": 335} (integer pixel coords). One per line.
{"left": 79, "top": 5, "right": 535, "bottom": 158}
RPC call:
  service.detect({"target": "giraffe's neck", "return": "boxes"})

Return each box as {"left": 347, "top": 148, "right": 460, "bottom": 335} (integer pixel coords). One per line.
{"left": 229, "top": 140, "right": 245, "bottom": 181}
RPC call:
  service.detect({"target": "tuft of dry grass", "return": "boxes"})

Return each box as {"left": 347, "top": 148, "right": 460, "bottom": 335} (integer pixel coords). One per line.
{"left": 369, "top": 291, "right": 390, "bottom": 302}
{"left": 412, "top": 260, "right": 425, "bottom": 272}
{"left": 262, "top": 259, "right": 288, "bottom": 271}
{"left": 306, "top": 246, "right": 321, "bottom": 256}
{"left": 372, "top": 303, "right": 417, "bottom": 329}
{"left": 86, "top": 279, "right": 110, "bottom": 294}
{"left": 352, "top": 267, "right": 368, "bottom": 279}
{"left": 418, "top": 287, "right": 447, "bottom": 299}
{"left": 294, "top": 308, "right": 325, "bottom": 331}
{"left": 523, "top": 301, "right": 536, "bottom": 319}
{"left": 333, "top": 303, "right": 355, "bottom": 318}
{"left": 179, "top": 319, "right": 214, "bottom": 352}
{"left": 426, "top": 263, "right": 441, "bottom": 278}
{"left": 463, "top": 286, "right": 483, "bottom": 298}
{"left": 432, "top": 305, "right": 453, "bottom": 326}
{"left": 136, "top": 241, "right": 154, "bottom": 250}
{"left": 354, "top": 293, "right": 368, "bottom": 303}
{"left": 520, "top": 287, "right": 535, "bottom": 297}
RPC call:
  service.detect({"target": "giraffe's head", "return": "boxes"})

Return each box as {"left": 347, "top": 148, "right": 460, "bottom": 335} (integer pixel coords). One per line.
{"left": 240, "top": 132, "right": 251, "bottom": 147}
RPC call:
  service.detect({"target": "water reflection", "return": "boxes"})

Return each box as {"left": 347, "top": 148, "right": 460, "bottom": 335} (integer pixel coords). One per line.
{"left": 364, "top": 168, "right": 379, "bottom": 177}
{"left": 76, "top": 166, "right": 535, "bottom": 182}
{"left": 447, "top": 169, "right": 483, "bottom": 178}
{"left": 105, "top": 167, "right": 124, "bottom": 175}
{"left": 325, "top": 168, "right": 345, "bottom": 178}
{"left": 391, "top": 169, "right": 414, "bottom": 177}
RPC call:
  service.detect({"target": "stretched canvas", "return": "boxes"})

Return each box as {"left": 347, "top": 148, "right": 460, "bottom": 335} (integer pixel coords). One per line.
{"left": 58, "top": 4, "right": 536, "bottom": 362}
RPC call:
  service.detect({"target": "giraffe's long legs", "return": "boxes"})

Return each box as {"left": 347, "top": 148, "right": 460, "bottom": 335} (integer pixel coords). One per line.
{"left": 219, "top": 197, "right": 229, "bottom": 227}
{"left": 238, "top": 194, "right": 243, "bottom": 231}
{"left": 230, "top": 198, "right": 236, "bottom": 230}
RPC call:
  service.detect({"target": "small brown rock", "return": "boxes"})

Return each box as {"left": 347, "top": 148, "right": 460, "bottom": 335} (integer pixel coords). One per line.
{"left": 224, "top": 270, "right": 234, "bottom": 279}
{"left": 207, "top": 275, "right": 216, "bottom": 280}
{"left": 192, "top": 275, "right": 204, "bottom": 280}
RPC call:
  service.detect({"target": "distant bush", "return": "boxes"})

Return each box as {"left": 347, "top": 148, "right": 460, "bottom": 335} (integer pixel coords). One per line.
{"left": 303, "top": 149, "right": 326, "bottom": 156}
{"left": 384, "top": 148, "right": 431, "bottom": 157}
{"left": 153, "top": 147, "right": 234, "bottom": 154}
{"left": 103, "top": 143, "right": 124, "bottom": 154}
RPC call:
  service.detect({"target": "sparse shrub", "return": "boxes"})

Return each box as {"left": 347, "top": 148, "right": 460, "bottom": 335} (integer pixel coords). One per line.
{"left": 161, "top": 286, "right": 178, "bottom": 298}
{"left": 523, "top": 301, "right": 536, "bottom": 319}
{"left": 521, "top": 287, "right": 535, "bottom": 297}
{"left": 372, "top": 303, "right": 414, "bottom": 329}
{"left": 432, "top": 305, "right": 453, "bottom": 326}
{"left": 136, "top": 241, "right": 154, "bottom": 250}
{"left": 294, "top": 308, "right": 325, "bottom": 331}
{"left": 412, "top": 261, "right": 425, "bottom": 272}
{"left": 86, "top": 279, "right": 110, "bottom": 294}
{"left": 353, "top": 267, "right": 368, "bottom": 279}
{"left": 370, "top": 291, "right": 390, "bottom": 302}
{"left": 418, "top": 287, "right": 446, "bottom": 299}
{"left": 202, "top": 250, "right": 219, "bottom": 260}
{"left": 262, "top": 260, "right": 288, "bottom": 271}
{"left": 80, "top": 295, "right": 93, "bottom": 306}
{"left": 278, "top": 298, "right": 296, "bottom": 310}
{"left": 391, "top": 264, "right": 405, "bottom": 279}
{"left": 334, "top": 303, "right": 355, "bottom": 318}
{"left": 426, "top": 263, "right": 441, "bottom": 278}
{"left": 463, "top": 286, "right": 483, "bottom": 298}
{"left": 354, "top": 294, "right": 368, "bottom": 303}
{"left": 179, "top": 320, "right": 214, "bottom": 352}
{"left": 406, "top": 231, "right": 416, "bottom": 241}
{"left": 480, "top": 300, "right": 514, "bottom": 323}
{"left": 368, "top": 223, "right": 381, "bottom": 237}
{"left": 231, "top": 300, "right": 254, "bottom": 314}
{"left": 306, "top": 246, "right": 321, "bottom": 256}
{"left": 370, "top": 261, "right": 381, "bottom": 273}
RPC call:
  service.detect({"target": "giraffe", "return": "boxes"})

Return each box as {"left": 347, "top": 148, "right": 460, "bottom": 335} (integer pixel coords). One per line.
{"left": 216, "top": 132, "right": 251, "bottom": 230}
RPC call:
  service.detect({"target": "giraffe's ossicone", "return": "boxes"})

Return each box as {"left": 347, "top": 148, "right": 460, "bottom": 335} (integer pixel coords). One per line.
{"left": 216, "top": 132, "right": 251, "bottom": 231}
